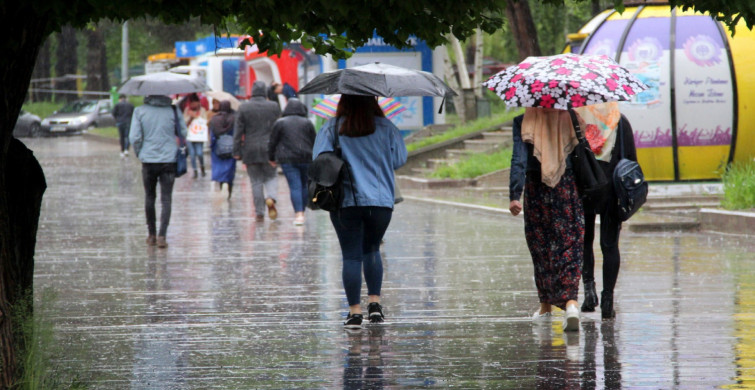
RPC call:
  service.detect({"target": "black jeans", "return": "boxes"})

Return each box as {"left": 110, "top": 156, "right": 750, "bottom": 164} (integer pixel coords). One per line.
{"left": 117, "top": 122, "right": 130, "bottom": 152}
{"left": 141, "top": 163, "right": 176, "bottom": 237}
{"left": 329, "top": 207, "right": 393, "bottom": 306}
{"left": 583, "top": 205, "right": 622, "bottom": 293}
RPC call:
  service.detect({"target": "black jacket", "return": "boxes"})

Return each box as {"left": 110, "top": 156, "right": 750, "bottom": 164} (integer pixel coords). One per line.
{"left": 267, "top": 99, "right": 316, "bottom": 164}
{"left": 509, "top": 113, "right": 637, "bottom": 201}
{"left": 113, "top": 101, "right": 135, "bottom": 124}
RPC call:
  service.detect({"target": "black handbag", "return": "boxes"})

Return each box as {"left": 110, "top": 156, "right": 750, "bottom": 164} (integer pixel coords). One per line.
{"left": 173, "top": 106, "right": 188, "bottom": 177}
{"left": 568, "top": 109, "right": 610, "bottom": 214}
{"left": 613, "top": 123, "right": 648, "bottom": 221}
{"left": 307, "top": 123, "right": 357, "bottom": 212}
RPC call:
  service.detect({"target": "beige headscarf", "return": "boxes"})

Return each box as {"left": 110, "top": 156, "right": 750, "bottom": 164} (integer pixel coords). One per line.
{"left": 521, "top": 107, "right": 579, "bottom": 188}
{"left": 572, "top": 102, "right": 621, "bottom": 162}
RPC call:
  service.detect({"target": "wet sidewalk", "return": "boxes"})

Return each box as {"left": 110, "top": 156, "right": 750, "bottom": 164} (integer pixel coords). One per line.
{"left": 26, "top": 136, "right": 755, "bottom": 389}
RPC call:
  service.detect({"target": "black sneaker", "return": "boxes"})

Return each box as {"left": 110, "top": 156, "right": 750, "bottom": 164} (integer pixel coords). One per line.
{"left": 367, "top": 303, "right": 384, "bottom": 324}
{"left": 344, "top": 313, "right": 363, "bottom": 329}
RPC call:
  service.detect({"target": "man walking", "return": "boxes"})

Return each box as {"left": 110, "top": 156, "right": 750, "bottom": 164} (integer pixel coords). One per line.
{"left": 234, "top": 81, "right": 282, "bottom": 221}
{"left": 129, "top": 95, "right": 187, "bottom": 248}
{"left": 113, "top": 95, "right": 135, "bottom": 157}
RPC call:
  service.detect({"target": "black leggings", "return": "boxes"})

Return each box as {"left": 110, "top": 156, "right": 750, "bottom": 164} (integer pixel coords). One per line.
{"left": 583, "top": 207, "right": 622, "bottom": 292}
{"left": 142, "top": 163, "right": 176, "bottom": 237}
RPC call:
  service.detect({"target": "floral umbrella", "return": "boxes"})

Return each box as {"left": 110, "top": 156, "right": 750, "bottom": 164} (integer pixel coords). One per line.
{"left": 483, "top": 54, "right": 648, "bottom": 110}
{"left": 311, "top": 94, "right": 407, "bottom": 120}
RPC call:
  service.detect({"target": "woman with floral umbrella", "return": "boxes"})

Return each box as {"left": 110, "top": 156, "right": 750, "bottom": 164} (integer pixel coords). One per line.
{"left": 485, "top": 54, "right": 646, "bottom": 330}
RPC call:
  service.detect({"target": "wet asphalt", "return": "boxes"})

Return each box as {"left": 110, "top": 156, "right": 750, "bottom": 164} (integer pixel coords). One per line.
{"left": 25, "top": 136, "right": 755, "bottom": 389}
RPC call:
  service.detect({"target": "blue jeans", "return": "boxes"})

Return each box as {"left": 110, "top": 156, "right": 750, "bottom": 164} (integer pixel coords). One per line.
{"left": 117, "top": 121, "right": 130, "bottom": 152}
{"left": 281, "top": 163, "right": 310, "bottom": 213}
{"left": 329, "top": 207, "right": 393, "bottom": 306}
{"left": 188, "top": 142, "right": 204, "bottom": 171}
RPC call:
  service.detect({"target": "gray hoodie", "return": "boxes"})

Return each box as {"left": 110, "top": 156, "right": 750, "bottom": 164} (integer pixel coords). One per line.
{"left": 129, "top": 95, "right": 187, "bottom": 163}
{"left": 233, "top": 81, "right": 282, "bottom": 164}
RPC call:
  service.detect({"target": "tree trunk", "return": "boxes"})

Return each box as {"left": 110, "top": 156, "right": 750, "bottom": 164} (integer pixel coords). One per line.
{"left": 505, "top": 0, "right": 542, "bottom": 61}
{"left": 86, "top": 26, "right": 109, "bottom": 93}
{"left": 0, "top": 6, "right": 51, "bottom": 385}
{"left": 473, "top": 27, "right": 484, "bottom": 99}
{"left": 592, "top": 0, "right": 602, "bottom": 16}
{"left": 31, "top": 38, "right": 52, "bottom": 103}
{"left": 441, "top": 49, "right": 465, "bottom": 121}
{"left": 55, "top": 25, "right": 79, "bottom": 102}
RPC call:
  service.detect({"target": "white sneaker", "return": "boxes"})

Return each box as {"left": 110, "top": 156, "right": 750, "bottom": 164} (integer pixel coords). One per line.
{"left": 119, "top": 152, "right": 125, "bottom": 158}
{"left": 563, "top": 304, "right": 580, "bottom": 332}
{"left": 124, "top": 150, "right": 129, "bottom": 156}
{"left": 532, "top": 310, "right": 552, "bottom": 323}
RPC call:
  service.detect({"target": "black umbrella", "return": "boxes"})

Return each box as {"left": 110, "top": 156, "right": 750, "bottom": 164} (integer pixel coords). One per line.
{"left": 298, "top": 63, "right": 457, "bottom": 98}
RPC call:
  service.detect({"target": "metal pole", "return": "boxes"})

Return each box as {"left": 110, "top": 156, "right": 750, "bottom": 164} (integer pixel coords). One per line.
{"left": 121, "top": 21, "right": 129, "bottom": 83}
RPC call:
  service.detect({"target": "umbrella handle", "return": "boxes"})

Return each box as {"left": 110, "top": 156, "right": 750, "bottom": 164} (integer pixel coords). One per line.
{"left": 438, "top": 97, "right": 446, "bottom": 114}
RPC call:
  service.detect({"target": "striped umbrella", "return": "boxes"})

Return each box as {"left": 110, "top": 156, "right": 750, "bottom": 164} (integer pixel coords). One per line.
{"left": 311, "top": 94, "right": 407, "bottom": 120}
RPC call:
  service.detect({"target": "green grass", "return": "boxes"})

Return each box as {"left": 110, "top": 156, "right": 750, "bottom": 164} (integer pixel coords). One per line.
{"left": 721, "top": 161, "right": 755, "bottom": 210}
{"left": 86, "top": 126, "right": 119, "bottom": 139}
{"left": 13, "top": 289, "right": 88, "bottom": 389}
{"left": 429, "top": 147, "right": 513, "bottom": 179}
{"left": 406, "top": 109, "right": 522, "bottom": 152}
{"left": 21, "top": 102, "right": 63, "bottom": 119}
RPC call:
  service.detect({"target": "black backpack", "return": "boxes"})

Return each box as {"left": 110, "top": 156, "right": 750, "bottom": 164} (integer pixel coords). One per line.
{"left": 613, "top": 123, "right": 648, "bottom": 221}
{"left": 307, "top": 124, "right": 356, "bottom": 212}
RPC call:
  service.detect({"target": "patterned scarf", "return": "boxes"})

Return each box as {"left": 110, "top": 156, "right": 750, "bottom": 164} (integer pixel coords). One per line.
{"left": 573, "top": 102, "right": 620, "bottom": 162}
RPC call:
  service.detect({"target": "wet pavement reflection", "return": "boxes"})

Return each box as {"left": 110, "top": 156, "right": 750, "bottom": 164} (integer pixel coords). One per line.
{"left": 25, "top": 137, "right": 755, "bottom": 388}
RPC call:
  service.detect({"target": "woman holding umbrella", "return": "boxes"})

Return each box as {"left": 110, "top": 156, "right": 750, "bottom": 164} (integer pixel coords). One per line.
{"left": 508, "top": 108, "right": 583, "bottom": 331}
{"left": 312, "top": 95, "right": 408, "bottom": 329}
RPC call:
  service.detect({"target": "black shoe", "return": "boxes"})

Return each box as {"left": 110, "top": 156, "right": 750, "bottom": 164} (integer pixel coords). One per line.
{"left": 193, "top": 170, "right": 198, "bottom": 179}
{"left": 581, "top": 280, "right": 598, "bottom": 312}
{"left": 227, "top": 183, "right": 233, "bottom": 200}
{"left": 344, "top": 313, "right": 363, "bottom": 329}
{"left": 201, "top": 166, "right": 206, "bottom": 177}
{"left": 367, "top": 302, "right": 384, "bottom": 324}
{"left": 601, "top": 291, "right": 615, "bottom": 319}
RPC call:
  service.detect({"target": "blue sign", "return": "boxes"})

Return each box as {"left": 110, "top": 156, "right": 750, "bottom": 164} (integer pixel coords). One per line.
{"left": 176, "top": 35, "right": 239, "bottom": 58}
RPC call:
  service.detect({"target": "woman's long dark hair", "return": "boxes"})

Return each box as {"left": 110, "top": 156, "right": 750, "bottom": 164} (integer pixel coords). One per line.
{"left": 335, "top": 94, "right": 385, "bottom": 137}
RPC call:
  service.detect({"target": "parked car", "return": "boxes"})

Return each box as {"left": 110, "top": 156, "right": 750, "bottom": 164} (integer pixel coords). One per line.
{"left": 13, "top": 110, "right": 42, "bottom": 138}
{"left": 40, "top": 99, "right": 116, "bottom": 135}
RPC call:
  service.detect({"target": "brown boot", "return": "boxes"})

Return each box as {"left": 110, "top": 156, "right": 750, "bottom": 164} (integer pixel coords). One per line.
{"left": 146, "top": 235, "right": 157, "bottom": 246}
{"left": 156, "top": 236, "right": 168, "bottom": 248}
{"left": 266, "top": 198, "right": 277, "bottom": 220}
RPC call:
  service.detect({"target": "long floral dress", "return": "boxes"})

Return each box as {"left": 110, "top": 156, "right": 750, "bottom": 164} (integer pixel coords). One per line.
{"left": 523, "top": 171, "right": 585, "bottom": 310}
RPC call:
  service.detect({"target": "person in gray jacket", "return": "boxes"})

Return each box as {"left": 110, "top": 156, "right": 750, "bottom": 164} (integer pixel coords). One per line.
{"left": 234, "top": 81, "right": 282, "bottom": 221}
{"left": 129, "top": 95, "right": 187, "bottom": 248}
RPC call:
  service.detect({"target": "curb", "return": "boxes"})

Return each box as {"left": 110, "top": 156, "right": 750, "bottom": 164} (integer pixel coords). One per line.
{"left": 82, "top": 132, "right": 118, "bottom": 145}
{"left": 699, "top": 208, "right": 755, "bottom": 236}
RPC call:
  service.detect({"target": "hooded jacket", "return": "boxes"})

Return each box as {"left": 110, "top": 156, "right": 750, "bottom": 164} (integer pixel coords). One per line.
{"left": 267, "top": 98, "right": 316, "bottom": 164}
{"left": 233, "top": 81, "right": 281, "bottom": 164}
{"left": 129, "top": 95, "right": 187, "bottom": 163}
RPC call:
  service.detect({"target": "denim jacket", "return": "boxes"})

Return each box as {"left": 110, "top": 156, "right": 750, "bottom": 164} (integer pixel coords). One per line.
{"left": 312, "top": 116, "right": 407, "bottom": 208}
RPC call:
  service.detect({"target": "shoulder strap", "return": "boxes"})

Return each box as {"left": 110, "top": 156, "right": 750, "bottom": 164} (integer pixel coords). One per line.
{"left": 333, "top": 118, "right": 358, "bottom": 207}
{"left": 173, "top": 106, "right": 186, "bottom": 146}
{"left": 618, "top": 116, "right": 626, "bottom": 159}
{"left": 567, "top": 109, "right": 586, "bottom": 144}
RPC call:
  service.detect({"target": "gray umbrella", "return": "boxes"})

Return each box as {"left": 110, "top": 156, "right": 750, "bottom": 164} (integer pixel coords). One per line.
{"left": 298, "top": 63, "right": 457, "bottom": 97}
{"left": 118, "top": 72, "right": 210, "bottom": 96}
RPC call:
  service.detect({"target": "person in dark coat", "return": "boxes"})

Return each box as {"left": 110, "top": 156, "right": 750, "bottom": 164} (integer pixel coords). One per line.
{"left": 209, "top": 100, "right": 237, "bottom": 199}
{"left": 268, "top": 98, "right": 316, "bottom": 225}
{"left": 113, "top": 95, "right": 135, "bottom": 157}
{"left": 509, "top": 107, "right": 583, "bottom": 332}
{"left": 233, "top": 80, "right": 282, "bottom": 221}
{"left": 573, "top": 103, "right": 638, "bottom": 320}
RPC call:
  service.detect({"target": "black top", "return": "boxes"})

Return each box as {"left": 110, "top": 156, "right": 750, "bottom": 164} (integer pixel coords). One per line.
{"left": 113, "top": 101, "right": 135, "bottom": 124}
